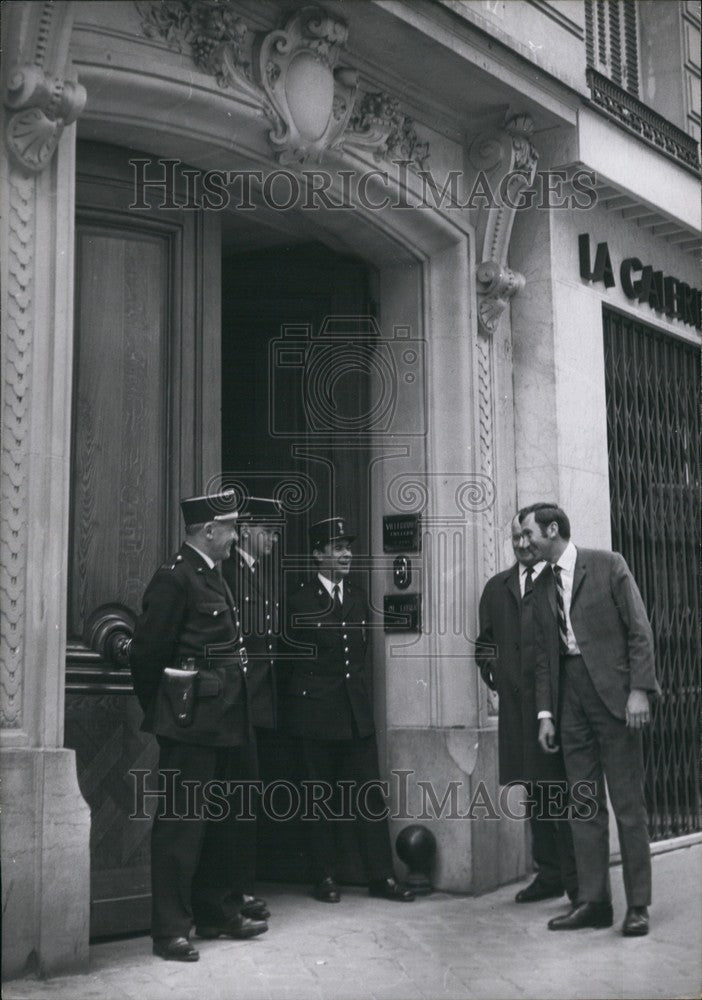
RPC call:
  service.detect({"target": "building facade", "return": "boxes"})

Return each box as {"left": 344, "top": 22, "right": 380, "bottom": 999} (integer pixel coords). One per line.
{"left": 1, "top": 0, "right": 700, "bottom": 978}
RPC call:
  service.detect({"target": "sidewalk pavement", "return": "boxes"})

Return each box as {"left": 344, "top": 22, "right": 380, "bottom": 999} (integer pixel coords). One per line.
{"left": 6, "top": 843, "right": 701, "bottom": 1000}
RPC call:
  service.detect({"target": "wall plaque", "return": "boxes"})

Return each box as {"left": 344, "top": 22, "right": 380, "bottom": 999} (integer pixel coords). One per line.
{"left": 383, "top": 514, "right": 421, "bottom": 553}
{"left": 384, "top": 593, "right": 421, "bottom": 632}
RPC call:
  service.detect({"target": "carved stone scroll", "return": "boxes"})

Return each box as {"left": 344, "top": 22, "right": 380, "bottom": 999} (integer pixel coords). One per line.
{"left": 469, "top": 114, "right": 538, "bottom": 335}
{"left": 4, "top": 64, "right": 86, "bottom": 173}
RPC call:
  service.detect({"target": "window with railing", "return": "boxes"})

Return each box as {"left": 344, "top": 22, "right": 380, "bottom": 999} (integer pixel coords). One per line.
{"left": 584, "top": 0, "right": 700, "bottom": 173}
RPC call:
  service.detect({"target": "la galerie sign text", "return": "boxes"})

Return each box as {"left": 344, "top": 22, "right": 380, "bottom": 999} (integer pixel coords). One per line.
{"left": 579, "top": 234, "right": 702, "bottom": 330}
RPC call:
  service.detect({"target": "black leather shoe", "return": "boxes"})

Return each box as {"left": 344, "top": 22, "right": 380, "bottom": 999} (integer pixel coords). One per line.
{"left": 548, "top": 901, "right": 614, "bottom": 930}
{"left": 240, "top": 895, "right": 271, "bottom": 920}
{"left": 515, "top": 878, "right": 565, "bottom": 903}
{"left": 622, "top": 906, "right": 649, "bottom": 936}
{"left": 368, "top": 877, "right": 415, "bottom": 902}
{"left": 313, "top": 877, "right": 340, "bottom": 903}
{"left": 196, "top": 915, "right": 268, "bottom": 939}
{"left": 153, "top": 936, "right": 200, "bottom": 962}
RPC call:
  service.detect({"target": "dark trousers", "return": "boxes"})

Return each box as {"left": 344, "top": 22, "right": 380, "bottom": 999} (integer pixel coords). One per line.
{"left": 527, "top": 781, "right": 578, "bottom": 896}
{"left": 560, "top": 657, "right": 652, "bottom": 907}
{"left": 150, "top": 737, "right": 259, "bottom": 938}
{"left": 300, "top": 734, "right": 394, "bottom": 883}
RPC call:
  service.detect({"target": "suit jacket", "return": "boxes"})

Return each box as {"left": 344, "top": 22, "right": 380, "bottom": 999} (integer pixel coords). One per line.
{"left": 476, "top": 564, "right": 566, "bottom": 784}
{"left": 130, "top": 543, "right": 251, "bottom": 746}
{"left": 534, "top": 547, "right": 660, "bottom": 721}
{"left": 222, "top": 549, "right": 278, "bottom": 729}
{"left": 282, "top": 577, "right": 374, "bottom": 740}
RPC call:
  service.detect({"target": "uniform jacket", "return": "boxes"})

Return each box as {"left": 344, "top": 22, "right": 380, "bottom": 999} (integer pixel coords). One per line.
{"left": 476, "top": 564, "right": 566, "bottom": 783}
{"left": 533, "top": 548, "right": 660, "bottom": 721}
{"left": 130, "top": 543, "right": 251, "bottom": 746}
{"left": 222, "top": 549, "right": 278, "bottom": 729}
{"left": 282, "top": 577, "right": 374, "bottom": 740}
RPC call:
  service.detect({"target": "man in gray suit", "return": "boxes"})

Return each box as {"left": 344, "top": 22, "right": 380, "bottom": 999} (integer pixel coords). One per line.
{"left": 519, "top": 502, "right": 659, "bottom": 936}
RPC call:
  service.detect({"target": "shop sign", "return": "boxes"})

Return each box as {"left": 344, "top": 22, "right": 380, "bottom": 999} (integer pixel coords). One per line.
{"left": 578, "top": 234, "right": 702, "bottom": 330}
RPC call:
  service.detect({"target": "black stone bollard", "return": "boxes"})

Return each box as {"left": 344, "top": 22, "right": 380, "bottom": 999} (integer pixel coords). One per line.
{"left": 395, "top": 824, "right": 437, "bottom": 896}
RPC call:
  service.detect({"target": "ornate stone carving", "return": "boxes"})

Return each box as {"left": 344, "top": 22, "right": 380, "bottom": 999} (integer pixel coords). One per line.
{"left": 135, "top": 1, "right": 430, "bottom": 168}
{"left": 1, "top": 171, "right": 34, "bottom": 727}
{"left": 4, "top": 65, "right": 86, "bottom": 173}
{"left": 136, "top": 0, "right": 261, "bottom": 102}
{"left": 344, "top": 91, "right": 430, "bottom": 170}
{"left": 256, "top": 7, "right": 358, "bottom": 164}
{"left": 475, "top": 261, "right": 526, "bottom": 335}
{"left": 469, "top": 114, "right": 538, "bottom": 335}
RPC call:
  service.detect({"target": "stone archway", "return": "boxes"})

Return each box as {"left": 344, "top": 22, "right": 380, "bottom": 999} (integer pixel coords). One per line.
{"left": 1, "top": 0, "right": 540, "bottom": 975}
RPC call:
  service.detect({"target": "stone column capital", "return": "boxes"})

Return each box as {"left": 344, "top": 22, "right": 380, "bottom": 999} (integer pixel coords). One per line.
{"left": 2, "top": 1, "right": 85, "bottom": 173}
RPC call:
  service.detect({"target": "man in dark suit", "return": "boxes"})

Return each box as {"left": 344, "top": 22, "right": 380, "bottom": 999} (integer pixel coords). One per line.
{"left": 130, "top": 490, "right": 268, "bottom": 962}
{"left": 283, "top": 517, "right": 414, "bottom": 904}
{"left": 520, "top": 502, "right": 659, "bottom": 936}
{"left": 222, "top": 497, "right": 281, "bottom": 921}
{"left": 476, "top": 514, "right": 578, "bottom": 904}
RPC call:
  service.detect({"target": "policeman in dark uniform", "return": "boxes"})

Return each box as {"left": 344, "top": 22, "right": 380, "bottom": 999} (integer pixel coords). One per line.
{"left": 222, "top": 496, "right": 282, "bottom": 920}
{"left": 283, "top": 517, "right": 414, "bottom": 904}
{"left": 130, "top": 490, "right": 268, "bottom": 962}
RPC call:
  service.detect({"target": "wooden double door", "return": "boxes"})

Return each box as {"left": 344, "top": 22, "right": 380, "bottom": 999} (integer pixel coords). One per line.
{"left": 65, "top": 142, "right": 373, "bottom": 936}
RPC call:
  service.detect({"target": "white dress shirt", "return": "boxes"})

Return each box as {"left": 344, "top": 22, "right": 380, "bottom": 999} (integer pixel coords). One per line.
{"left": 554, "top": 540, "right": 581, "bottom": 655}
{"left": 237, "top": 547, "right": 256, "bottom": 571}
{"left": 519, "top": 560, "right": 547, "bottom": 597}
{"left": 318, "top": 573, "right": 344, "bottom": 603}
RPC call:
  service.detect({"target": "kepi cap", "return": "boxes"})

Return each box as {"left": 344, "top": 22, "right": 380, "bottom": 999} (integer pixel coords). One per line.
{"left": 180, "top": 489, "right": 240, "bottom": 527}
{"left": 309, "top": 516, "right": 356, "bottom": 550}
{"left": 239, "top": 496, "right": 284, "bottom": 523}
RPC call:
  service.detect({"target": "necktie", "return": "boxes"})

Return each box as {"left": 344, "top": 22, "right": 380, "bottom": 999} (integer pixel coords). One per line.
{"left": 552, "top": 564, "right": 569, "bottom": 655}
{"left": 523, "top": 566, "right": 534, "bottom": 600}
{"left": 332, "top": 583, "right": 342, "bottom": 616}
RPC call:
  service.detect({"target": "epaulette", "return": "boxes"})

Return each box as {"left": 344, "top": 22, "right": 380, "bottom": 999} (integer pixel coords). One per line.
{"left": 161, "top": 553, "right": 184, "bottom": 571}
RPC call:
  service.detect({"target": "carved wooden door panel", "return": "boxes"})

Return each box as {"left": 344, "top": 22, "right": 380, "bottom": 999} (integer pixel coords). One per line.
{"left": 64, "top": 142, "right": 220, "bottom": 937}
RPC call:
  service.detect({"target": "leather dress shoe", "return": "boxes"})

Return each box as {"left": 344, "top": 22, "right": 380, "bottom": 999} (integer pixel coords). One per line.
{"left": 152, "top": 936, "right": 199, "bottom": 962}
{"left": 313, "top": 877, "right": 340, "bottom": 903}
{"left": 196, "top": 914, "right": 268, "bottom": 939}
{"left": 622, "top": 905, "right": 649, "bottom": 936}
{"left": 240, "top": 895, "right": 271, "bottom": 920}
{"left": 368, "top": 877, "right": 415, "bottom": 902}
{"left": 515, "top": 878, "right": 564, "bottom": 903}
{"left": 548, "top": 901, "right": 614, "bottom": 930}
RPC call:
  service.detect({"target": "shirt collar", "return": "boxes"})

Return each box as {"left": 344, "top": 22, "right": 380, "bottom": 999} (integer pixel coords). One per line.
{"left": 556, "top": 540, "right": 578, "bottom": 573}
{"left": 237, "top": 546, "right": 256, "bottom": 570}
{"left": 185, "top": 541, "right": 215, "bottom": 570}
{"left": 317, "top": 572, "right": 343, "bottom": 598}
{"left": 519, "top": 560, "right": 546, "bottom": 579}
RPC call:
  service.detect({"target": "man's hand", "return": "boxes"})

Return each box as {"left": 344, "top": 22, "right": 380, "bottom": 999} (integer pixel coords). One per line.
{"left": 626, "top": 688, "right": 650, "bottom": 729}
{"left": 479, "top": 663, "right": 497, "bottom": 692}
{"left": 538, "top": 717, "right": 559, "bottom": 754}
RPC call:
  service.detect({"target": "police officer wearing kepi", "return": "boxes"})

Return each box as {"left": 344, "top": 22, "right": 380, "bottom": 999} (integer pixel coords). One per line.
{"left": 222, "top": 496, "right": 282, "bottom": 921}
{"left": 283, "top": 516, "right": 414, "bottom": 904}
{"left": 130, "top": 489, "right": 268, "bottom": 963}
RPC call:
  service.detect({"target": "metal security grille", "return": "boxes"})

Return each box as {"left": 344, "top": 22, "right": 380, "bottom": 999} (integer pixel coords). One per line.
{"left": 604, "top": 307, "right": 701, "bottom": 839}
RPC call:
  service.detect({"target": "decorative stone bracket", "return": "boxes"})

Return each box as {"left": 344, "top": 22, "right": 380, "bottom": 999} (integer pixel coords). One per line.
{"left": 137, "top": 1, "right": 429, "bottom": 169}
{"left": 4, "top": 64, "right": 86, "bottom": 173}
{"left": 469, "top": 114, "right": 538, "bottom": 335}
